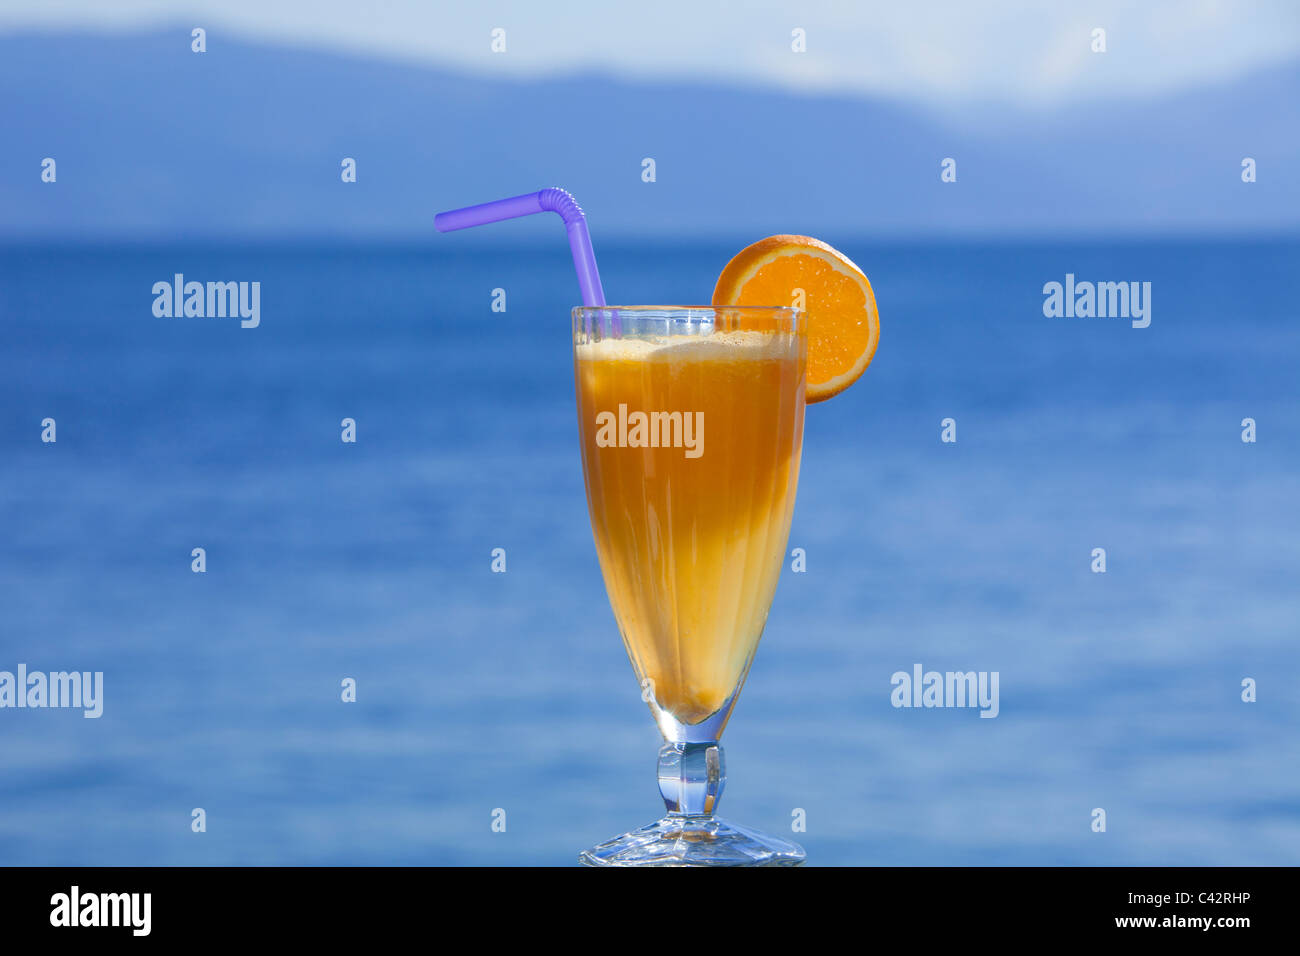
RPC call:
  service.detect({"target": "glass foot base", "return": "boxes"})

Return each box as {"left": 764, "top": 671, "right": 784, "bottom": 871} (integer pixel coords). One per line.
{"left": 580, "top": 815, "right": 806, "bottom": 867}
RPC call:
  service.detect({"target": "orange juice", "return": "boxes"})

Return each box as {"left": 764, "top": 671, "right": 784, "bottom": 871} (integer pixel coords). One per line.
{"left": 575, "top": 331, "right": 805, "bottom": 726}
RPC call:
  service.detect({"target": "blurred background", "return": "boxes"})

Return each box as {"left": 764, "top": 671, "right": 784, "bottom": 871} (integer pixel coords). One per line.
{"left": 0, "top": 1, "right": 1297, "bottom": 865}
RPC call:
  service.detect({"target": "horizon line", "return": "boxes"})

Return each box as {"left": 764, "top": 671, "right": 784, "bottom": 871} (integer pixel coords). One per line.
{"left": 2, "top": 228, "right": 1297, "bottom": 249}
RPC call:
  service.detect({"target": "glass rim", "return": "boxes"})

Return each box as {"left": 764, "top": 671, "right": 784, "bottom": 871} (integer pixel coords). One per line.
{"left": 572, "top": 305, "right": 805, "bottom": 335}
{"left": 572, "top": 305, "right": 799, "bottom": 314}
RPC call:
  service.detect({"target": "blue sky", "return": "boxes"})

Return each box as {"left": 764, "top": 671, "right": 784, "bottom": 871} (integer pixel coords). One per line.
{"left": 2, "top": 0, "right": 1297, "bottom": 108}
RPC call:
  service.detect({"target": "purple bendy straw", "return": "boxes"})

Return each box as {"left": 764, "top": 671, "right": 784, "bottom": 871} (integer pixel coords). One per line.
{"left": 435, "top": 187, "right": 606, "bottom": 307}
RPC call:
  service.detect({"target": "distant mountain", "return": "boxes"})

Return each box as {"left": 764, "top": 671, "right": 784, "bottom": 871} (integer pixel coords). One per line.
{"left": 1, "top": 29, "right": 1297, "bottom": 239}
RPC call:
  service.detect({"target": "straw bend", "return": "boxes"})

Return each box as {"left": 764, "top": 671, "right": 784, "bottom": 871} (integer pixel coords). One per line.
{"left": 536, "top": 187, "right": 585, "bottom": 225}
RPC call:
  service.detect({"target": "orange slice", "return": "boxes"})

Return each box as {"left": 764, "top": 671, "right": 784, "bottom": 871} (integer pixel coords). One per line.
{"left": 712, "top": 235, "right": 879, "bottom": 403}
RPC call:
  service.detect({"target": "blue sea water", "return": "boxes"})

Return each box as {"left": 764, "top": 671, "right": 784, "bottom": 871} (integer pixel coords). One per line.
{"left": 0, "top": 236, "right": 1297, "bottom": 866}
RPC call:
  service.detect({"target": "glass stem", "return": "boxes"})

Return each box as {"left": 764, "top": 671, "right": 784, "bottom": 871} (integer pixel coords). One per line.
{"left": 658, "top": 742, "right": 725, "bottom": 816}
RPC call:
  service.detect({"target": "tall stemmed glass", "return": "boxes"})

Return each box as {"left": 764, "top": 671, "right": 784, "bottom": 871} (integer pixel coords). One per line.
{"left": 574, "top": 305, "right": 807, "bottom": 866}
